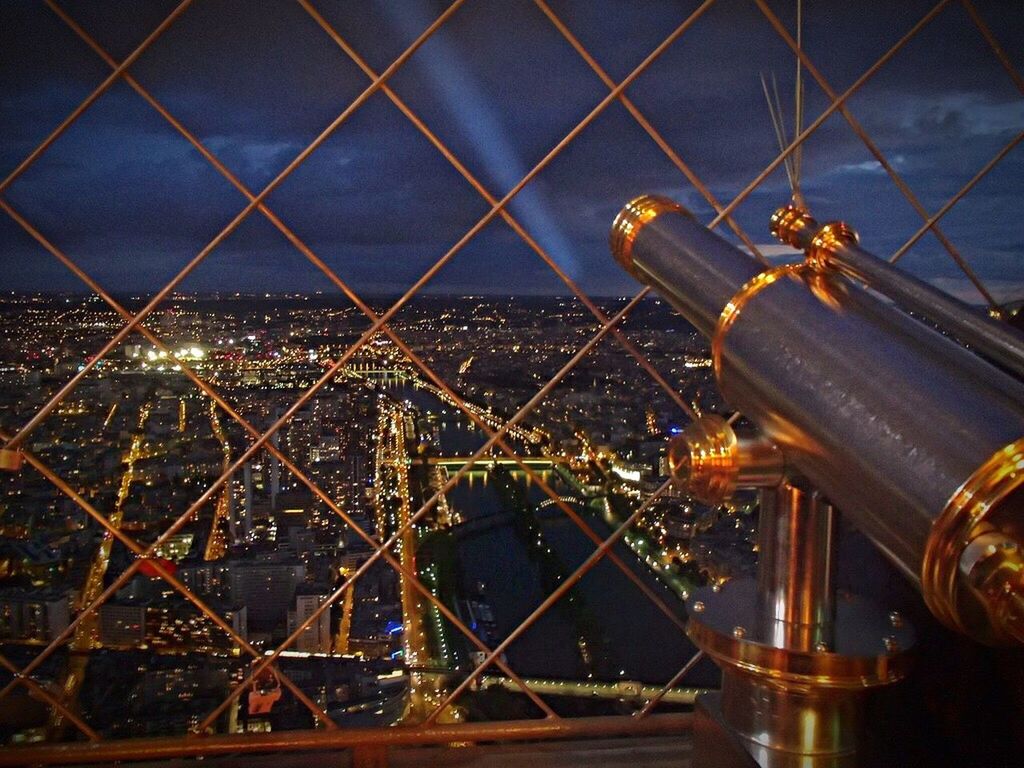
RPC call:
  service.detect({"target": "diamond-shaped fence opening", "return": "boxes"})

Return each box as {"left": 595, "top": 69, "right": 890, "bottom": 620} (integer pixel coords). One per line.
{"left": 0, "top": 0, "right": 1020, "bottom": 751}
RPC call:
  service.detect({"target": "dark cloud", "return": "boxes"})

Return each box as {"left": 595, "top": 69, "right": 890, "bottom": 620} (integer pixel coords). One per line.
{"left": 1, "top": 0, "right": 1022, "bottom": 301}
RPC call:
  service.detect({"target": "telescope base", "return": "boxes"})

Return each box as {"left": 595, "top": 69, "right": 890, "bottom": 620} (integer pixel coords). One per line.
{"left": 687, "top": 579, "right": 914, "bottom": 767}
{"left": 695, "top": 690, "right": 862, "bottom": 768}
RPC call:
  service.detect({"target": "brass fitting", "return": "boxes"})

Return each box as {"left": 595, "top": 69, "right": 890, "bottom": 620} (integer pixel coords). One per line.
{"left": 712, "top": 263, "right": 809, "bottom": 383}
{"left": 667, "top": 414, "right": 784, "bottom": 505}
{"left": 809, "top": 221, "right": 859, "bottom": 270}
{"left": 769, "top": 204, "right": 859, "bottom": 271}
{"left": 959, "top": 532, "right": 1024, "bottom": 645}
{"left": 687, "top": 581, "right": 914, "bottom": 694}
{"left": 609, "top": 194, "right": 688, "bottom": 278}
{"left": 925, "top": 436, "right": 1024, "bottom": 645}
{"left": 769, "top": 204, "right": 818, "bottom": 250}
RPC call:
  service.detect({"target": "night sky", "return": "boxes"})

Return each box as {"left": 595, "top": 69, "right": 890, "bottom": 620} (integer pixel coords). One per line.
{"left": 1, "top": 0, "right": 1022, "bottom": 302}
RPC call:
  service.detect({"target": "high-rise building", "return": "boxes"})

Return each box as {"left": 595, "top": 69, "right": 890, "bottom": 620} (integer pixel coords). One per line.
{"left": 0, "top": 589, "right": 70, "bottom": 642}
{"left": 287, "top": 587, "right": 332, "bottom": 654}
{"left": 179, "top": 562, "right": 232, "bottom": 599}
{"left": 269, "top": 433, "right": 280, "bottom": 510}
{"left": 146, "top": 601, "right": 247, "bottom": 654}
{"left": 228, "top": 561, "right": 306, "bottom": 631}
{"left": 98, "top": 603, "right": 146, "bottom": 647}
{"left": 241, "top": 461, "right": 254, "bottom": 541}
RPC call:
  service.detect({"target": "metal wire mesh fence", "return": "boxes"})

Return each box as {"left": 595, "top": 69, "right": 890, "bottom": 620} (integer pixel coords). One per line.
{"left": 0, "top": 0, "right": 1020, "bottom": 755}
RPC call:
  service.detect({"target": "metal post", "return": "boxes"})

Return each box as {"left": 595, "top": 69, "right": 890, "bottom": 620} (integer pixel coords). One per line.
{"left": 756, "top": 482, "right": 835, "bottom": 649}
{"left": 715, "top": 482, "right": 854, "bottom": 763}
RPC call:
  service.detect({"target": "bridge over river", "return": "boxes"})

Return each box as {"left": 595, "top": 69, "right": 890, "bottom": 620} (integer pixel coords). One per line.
{"left": 411, "top": 455, "right": 567, "bottom": 469}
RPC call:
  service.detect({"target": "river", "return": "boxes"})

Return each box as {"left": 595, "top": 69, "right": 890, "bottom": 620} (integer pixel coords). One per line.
{"left": 390, "top": 384, "right": 706, "bottom": 686}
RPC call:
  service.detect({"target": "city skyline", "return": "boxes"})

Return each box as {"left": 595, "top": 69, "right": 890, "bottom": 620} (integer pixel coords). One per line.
{"left": 0, "top": 291, "right": 726, "bottom": 740}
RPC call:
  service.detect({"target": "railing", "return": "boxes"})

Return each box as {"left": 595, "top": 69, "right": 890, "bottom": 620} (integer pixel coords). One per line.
{"left": 0, "top": 0, "right": 1020, "bottom": 764}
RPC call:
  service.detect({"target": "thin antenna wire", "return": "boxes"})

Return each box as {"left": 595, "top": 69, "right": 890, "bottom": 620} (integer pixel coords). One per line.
{"left": 771, "top": 71, "right": 799, "bottom": 191}
{"left": 792, "top": 0, "right": 805, "bottom": 205}
{"left": 770, "top": 70, "right": 788, "bottom": 146}
{"left": 759, "top": 2, "right": 808, "bottom": 205}
{"left": 761, "top": 71, "right": 796, "bottom": 192}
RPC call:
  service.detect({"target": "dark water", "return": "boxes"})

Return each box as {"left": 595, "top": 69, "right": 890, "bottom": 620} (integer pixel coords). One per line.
{"left": 391, "top": 384, "right": 705, "bottom": 685}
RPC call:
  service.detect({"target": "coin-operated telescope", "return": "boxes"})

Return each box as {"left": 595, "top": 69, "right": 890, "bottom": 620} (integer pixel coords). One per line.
{"left": 610, "top": 196, "right": 1024, "bottom": 767}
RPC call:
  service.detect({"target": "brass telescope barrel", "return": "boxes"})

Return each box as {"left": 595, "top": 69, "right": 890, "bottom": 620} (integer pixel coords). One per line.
{"left": 610, "top": 195, "right": 1024, "bottom": 646}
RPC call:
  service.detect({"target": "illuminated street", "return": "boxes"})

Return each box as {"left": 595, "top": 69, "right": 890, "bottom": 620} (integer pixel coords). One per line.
{"left": 374, "top": 399, "right": 461, "bottom": 725}
{"left": 49, "top": 400, "right": 153, "bottom": 737}
{"left": 73, "top": 401, "right": 153, "bottom": 651}
{"left": 204, "top": 399, "right": 232, "bottom": 561}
